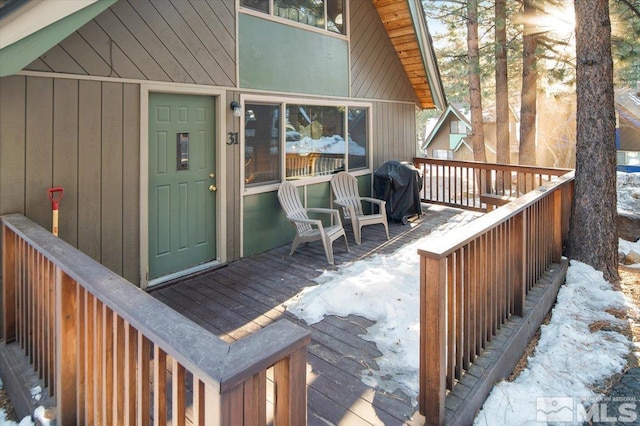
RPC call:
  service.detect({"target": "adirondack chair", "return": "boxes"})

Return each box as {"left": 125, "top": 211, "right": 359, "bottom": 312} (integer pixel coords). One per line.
{"left": 277, "top": 181, "right": 349, "bottom": 265}
{"left": 330, "top": 172, "right": 389, "bottom": 245}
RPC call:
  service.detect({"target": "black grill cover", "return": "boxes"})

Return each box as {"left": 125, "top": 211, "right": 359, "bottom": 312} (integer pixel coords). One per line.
{"left": 373, "top": 161, "right": 423, "bottom": 223}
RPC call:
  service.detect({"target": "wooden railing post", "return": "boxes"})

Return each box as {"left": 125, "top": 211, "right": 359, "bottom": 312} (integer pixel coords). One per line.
{"left": 419, "top": 255, "right": 447, "bottom": 425}
{"left": 513, "top": 212, "right": 526, "bottom": 317}
{"left": 274, "top": 346, "right": 307, "bottom": 426}
{"left": 55, "top": 269, "right": 77, "bottom": 425}
{"left": 2, "top": 226, "right": 17, "bottom": 341}
{"left": 552, "top": 188, "right": 563, "bottom": 262}
{"left": 2, "top": 214, "right": 311, "bottom": 426}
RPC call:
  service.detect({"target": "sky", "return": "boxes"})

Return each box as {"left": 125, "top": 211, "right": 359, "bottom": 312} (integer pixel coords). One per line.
{"left": 1, "top": 172, "right": 638, "bottom": 425}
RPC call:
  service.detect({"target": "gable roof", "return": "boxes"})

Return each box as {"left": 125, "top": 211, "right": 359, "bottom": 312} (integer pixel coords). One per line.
{"left": 0, "top": 0, "right": 116, "bottom": 77}
{"left": 373, "top": 0, "right": 447, "bottom": 110}
{"left": 0, "top": 0, "right": 448, "bottom": 111}
{"left": 421, "top": 104, "right": 471, "bottom": 150}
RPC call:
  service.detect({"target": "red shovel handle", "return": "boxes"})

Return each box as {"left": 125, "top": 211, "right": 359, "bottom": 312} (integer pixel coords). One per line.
{"left": 48, "top": 187, "right": 64, "bottom": 210}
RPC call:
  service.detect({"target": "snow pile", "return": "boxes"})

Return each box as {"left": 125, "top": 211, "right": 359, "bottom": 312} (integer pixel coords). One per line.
{"left": 286, "top": 135, "right": 366, "bottom": 156}
{"left": 474, "top": 261, "right": 632, "bottom": 425}
{"left": 285, "top": 210, "right": 480, "bottom": 399}
{"left": 619, "top": 238, "right": 640, "bottom": 267}
{"left": 617, "top": 171, "right": 640, "bottom": 213}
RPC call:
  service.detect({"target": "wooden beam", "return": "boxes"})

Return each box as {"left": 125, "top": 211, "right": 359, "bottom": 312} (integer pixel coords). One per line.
{"left": 55, "top": 269, "right": 78, "bottom": 425}
{"left": 419, "top": 256, "right": 446, "bottom": 425}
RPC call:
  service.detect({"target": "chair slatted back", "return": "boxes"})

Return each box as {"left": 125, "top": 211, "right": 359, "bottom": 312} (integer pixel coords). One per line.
{"left": 330, "top": 172, "right": 364, "bottom": 217}
{"left": 278, "top": 182, "right": 313, "bottom": 234}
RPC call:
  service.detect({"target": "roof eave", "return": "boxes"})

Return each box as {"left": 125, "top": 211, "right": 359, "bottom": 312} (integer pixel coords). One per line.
{"left": 407, "top": 0, "right": 447, "bottom": 111}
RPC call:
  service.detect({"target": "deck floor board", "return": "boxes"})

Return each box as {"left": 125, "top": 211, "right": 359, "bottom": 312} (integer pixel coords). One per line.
{"left": 150, "top": 205, "right": 465, "bottom": 425}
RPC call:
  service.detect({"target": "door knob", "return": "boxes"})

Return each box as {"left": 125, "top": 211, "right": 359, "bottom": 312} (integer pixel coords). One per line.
{"left": 210, "top": 173, "right": 215, "bottom": 178}
{"left": 209, "top": 185, "right": 217, "bottom": 192}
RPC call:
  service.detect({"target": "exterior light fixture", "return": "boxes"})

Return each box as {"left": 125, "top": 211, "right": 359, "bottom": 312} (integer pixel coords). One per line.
{"left": 230, "top": 100, "right": 242, "bottom": 117}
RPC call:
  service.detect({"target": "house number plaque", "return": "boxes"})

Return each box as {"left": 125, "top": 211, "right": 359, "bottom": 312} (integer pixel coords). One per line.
{"left": 177, "top": 132, "right": 189, "bottom": 171}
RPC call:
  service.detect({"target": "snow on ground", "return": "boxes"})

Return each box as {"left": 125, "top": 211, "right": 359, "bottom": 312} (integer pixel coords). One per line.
{"left": 285, "top": 172, "right": 640, "bottom": 421}
{"left": 285, "top": 209, "right": 481, "bottom": 399}
{"left": 474, "top": 260, "right": 635, "bottom": 425}
{"left": 0, "top": 175, "right": 637, "bottom": 424}
{"left": 617, "top": 171, "right": 640, "bottom": 214}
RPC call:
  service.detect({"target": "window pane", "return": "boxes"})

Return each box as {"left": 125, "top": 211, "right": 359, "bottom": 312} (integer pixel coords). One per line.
{"left": 274, "top": 0, "right": 324, "bottom": 30}
{"left": 241, "top": 0, "right": 269, "bottom": 13}
{"left": 245, "top": 103, "right": 281, "bottom": 186}
{"left": 348, "top": 107, "right": 368, "bottom": 170}
{"left": 326, "top": 0, "right": 345, "bottom": 34}
{"left": 285, "top": 104, "right": 345, "bottom": 179}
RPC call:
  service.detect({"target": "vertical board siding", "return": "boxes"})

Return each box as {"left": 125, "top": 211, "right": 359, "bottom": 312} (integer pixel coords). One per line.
{"left": 25, "top": 0, "right": 236, "bottom": 87}
{"left": 100, "top": 82, "right": 124, "bottom": 274}
{"left": 122, "top": 84, "right": 141, "bottom": 284}
{"left": 53, "top": 79, "right": 80, "bottom": 247}
{"left": 0, "top": 75, "right": 140, "bottom": 284}
{"left": 25, "top": 77, "right": 54, "bottom": 230}
{"left": 350, "top": 0, "right": 418, "bottom": 103}
{"left": 370, "top": 101, "right": 416, "bottom": 168}
{"left": 78, "top": 80, "right": 103, "bottom": 262}
{"left": 0, "top": 76, "right": 27, "bottom": 216}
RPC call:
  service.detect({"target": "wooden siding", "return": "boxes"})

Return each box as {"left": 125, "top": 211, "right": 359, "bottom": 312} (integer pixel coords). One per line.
{"left": 371, "top": 101, "right": 417, "bottom": 167}
{"left": 0, "top": 75, "right": 140, "bottom": 284}
{"left": 25, "top": 0, "right": 236, "bottom": 87}
{"left": 350, "top": 0, "right": 418, "bottom": 103}
{"left": 372, "top": 0, "right": 437, "bottom": 109}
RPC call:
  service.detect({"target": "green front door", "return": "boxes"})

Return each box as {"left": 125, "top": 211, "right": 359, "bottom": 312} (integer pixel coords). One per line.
{"left": 148, "top": 92, "right": 216, "bottom": 281}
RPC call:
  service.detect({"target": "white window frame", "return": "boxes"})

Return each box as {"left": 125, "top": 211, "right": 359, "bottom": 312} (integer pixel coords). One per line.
{"left": 241, "top": 94, "right": 372, "bottom": 195}
{"left": 238, "top": 0, "right": 348, "bottom": 40}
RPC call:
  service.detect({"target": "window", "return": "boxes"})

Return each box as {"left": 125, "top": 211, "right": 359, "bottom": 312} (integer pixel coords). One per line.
{"left": 450, "top": 120, "right": 467, "bottom": 135}
{"left": 433, "top": 149, "right": 453, "bottom": 160}
{"left": 244, "top": 103, "right": 281, "bottom": 186}
{"left": 240, "top": 0, "right": 346, "bottom": 35}
{"left": 243, "top": 100, "right": 369, "bottom": 187}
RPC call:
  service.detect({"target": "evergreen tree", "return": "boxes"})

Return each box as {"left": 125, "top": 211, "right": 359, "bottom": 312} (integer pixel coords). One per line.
{"left": 567, "top": 0, "right": 619, "bottom": 282}
{"left": 495, "top": 0, "right": 510, "bottom": 166}
{"left": 467, "top": 0, "right": 488, "bottom": 162}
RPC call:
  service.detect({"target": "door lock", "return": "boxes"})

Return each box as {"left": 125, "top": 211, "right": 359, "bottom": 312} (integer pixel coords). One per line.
{"left": 210, "top": 173, "right": 215, "bottom": 178}
{"left": 209, "top": 185, "right": 217, "bottom": 192}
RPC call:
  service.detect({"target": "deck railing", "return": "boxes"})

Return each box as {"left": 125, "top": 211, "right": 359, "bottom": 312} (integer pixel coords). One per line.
{"left": 416, "top": 165, "right": 574, "bottom": 425}
{"left": 413, "top": 158, "right": 571, "bottom": 211}
{"left": 1, "top": 213, "right": 310, "bottom": 425}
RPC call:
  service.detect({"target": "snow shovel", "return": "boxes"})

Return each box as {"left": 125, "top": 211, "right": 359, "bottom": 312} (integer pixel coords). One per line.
{"left": 48, "top": 187, "right": 64, "bottom": 237}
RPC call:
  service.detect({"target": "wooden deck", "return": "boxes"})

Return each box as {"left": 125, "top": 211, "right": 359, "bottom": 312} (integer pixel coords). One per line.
{"left": 150, "top": 205, "right": 468, "bottom": 426}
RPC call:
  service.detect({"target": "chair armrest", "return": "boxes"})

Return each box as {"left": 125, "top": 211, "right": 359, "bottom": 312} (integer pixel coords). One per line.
{"left": 359, "top": 197, "right": 386, "bottom": 207}
{"left": 306, "top": 208, "right": 343, "bottom": 225}
{"left": 333, "top": 198, "right": 354, "bottom": 207}
{"left": 286, "top": 216, "right": 322, "bottom": 227}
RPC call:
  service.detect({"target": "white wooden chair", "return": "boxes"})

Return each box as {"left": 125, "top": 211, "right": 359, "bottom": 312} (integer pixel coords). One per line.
{"left": 277, "top": 181, "right": 349, "bottom": 265}
{"left": 330, "top": 172, "right": 389, "bottom": 245}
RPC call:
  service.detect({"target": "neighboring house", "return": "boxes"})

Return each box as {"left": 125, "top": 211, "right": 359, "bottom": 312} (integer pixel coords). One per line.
{"left": 421, "top": 103, "right": 522, "bottom": 163}
{"left": 420, "top": 104, "right": 496, "bottom": 162}
{"left": 616, "top": 86, "right": 640, "bottom": 172}
{"left": 482, "top": 104, "right": 520, "bottom": 164}
{"left": 420, "top": 104, "right": 473, "bottom": 161}
{"left": 0, "top": 0, "right": 446, "bottom": 288}
{"left": 615, "top": 86, "right": 640, "bottom": 152}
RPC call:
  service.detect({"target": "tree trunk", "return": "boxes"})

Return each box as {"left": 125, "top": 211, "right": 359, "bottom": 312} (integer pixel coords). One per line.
{"left": 467, "top": 0, "right": 487, "bottom": 163}
{"left": 519, "top": 0, "right": 538, "bottom": 166}
{"left": 495, "top": 0, "right": 509, "bottom": 165}
{"left": 495, "top": 0, "right": 510, "bottom": 193}
{"left": 566, "top": 0, "right": 619, "bottom": 282}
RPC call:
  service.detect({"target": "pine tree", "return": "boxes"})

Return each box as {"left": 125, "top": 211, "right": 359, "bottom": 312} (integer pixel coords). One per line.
{"left": 566, "top": 0, "right": 619, "bottom": 282}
